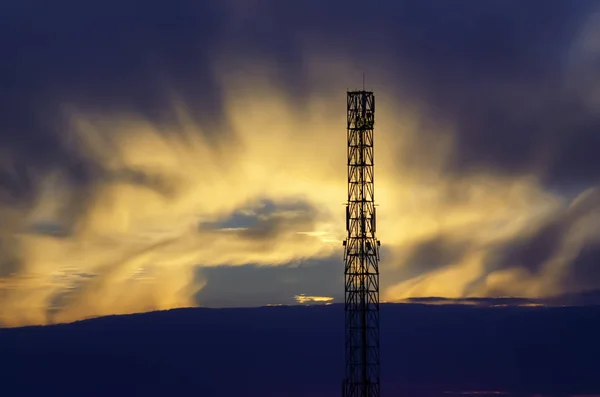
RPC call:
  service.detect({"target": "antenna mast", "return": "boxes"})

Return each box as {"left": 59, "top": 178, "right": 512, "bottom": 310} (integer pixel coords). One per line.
{"left": 342, "top": 88, "right": 381, "bottom": 397}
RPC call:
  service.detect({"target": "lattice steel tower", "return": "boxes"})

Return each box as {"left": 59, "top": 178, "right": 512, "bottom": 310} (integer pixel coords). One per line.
{"left": 342, "top": 90, "right": 381, "bottom": 397}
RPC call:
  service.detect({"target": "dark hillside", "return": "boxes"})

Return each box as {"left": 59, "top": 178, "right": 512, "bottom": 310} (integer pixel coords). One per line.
{"left": 0, "top": 303, "right": 598, "bottom": 397}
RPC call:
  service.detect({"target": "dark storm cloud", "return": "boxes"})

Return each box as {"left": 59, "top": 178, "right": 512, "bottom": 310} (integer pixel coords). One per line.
{"left": 0, "top": 0, "right": 225, "bottom": 212}
{"left": 390, "top": 187, "right": 600, "bottom": 297}
{"left": 3, "top": 0, "right": 600, "bottom": 201}
{"left": 0, "top": 1, "right": 225, "bottom": 121}
{"left": 219, "top": 0, "right": 600, "bottom": 186}
{"left": 199, "top": 198, "right": 319, "bottom": 242}
{"left": 0, "top": 237, "right": 21, "bottom": 278}
{"left": 399, "top": 236, "right": 470, "bottom": 280}
{"left": 491, "top": 188, "right": 600, "bottom": 293}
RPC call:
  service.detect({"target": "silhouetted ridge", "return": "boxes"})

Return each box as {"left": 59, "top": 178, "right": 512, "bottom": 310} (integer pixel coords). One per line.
{"left": 0, "top": 303, "right": 599, "bottom": 397}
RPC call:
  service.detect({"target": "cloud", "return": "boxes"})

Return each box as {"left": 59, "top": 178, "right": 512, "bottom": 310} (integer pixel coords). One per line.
{"left": 484, "top": 187, "right": 600, "bottom": 296}
{"left": 3, "top": 0, "right": 600, "bottom": 326}
{"left": 294, "top": 295, "right": 334, "bottom": 304}
{"left": 400, "top": 290, "right": 600, "bottom": 307}
{"left": 0, "top": 86, "right": 348, "bottom": 326}
{"left": 200, "top": 199, "right": 321, "bottom": 243}
{"left": 196, "top": 257, "right": 342, "bottom": 307}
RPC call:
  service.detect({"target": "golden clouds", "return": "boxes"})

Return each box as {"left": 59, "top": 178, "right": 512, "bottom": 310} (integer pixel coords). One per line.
{"left": 0, "top": 69, "right": 349, "bottom": 326}
{"left": 0, "top": 57, "right": 598, "bottom": 327}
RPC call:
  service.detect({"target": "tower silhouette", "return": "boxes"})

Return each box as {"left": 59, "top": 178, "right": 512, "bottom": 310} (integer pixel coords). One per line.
{"left": 342, "top": 89, "right": 381, "bottom": 397}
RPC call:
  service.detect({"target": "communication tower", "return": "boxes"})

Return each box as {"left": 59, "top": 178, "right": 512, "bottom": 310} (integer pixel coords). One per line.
{"left": 342, "top": 89, "right": 381, "bottom": 397}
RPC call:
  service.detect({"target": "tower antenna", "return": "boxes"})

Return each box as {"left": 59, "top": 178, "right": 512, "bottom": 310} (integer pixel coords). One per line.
{"left": 342, "top": 87, "right": 381, "bottom": 397}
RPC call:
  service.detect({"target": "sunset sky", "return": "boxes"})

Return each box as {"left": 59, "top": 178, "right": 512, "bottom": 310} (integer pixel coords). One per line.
{"left": 2, "top": 0, "right": 600, "bottom": 326}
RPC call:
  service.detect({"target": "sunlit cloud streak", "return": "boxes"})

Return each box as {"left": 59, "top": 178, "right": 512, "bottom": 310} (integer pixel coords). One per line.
{"left": 294, "top": 295, "right": 334, "bottom": 305}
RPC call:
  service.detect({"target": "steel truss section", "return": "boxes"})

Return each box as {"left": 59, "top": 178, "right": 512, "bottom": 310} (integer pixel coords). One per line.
{"left": 342, "top": 90, "right": 381, "bottom": 397}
